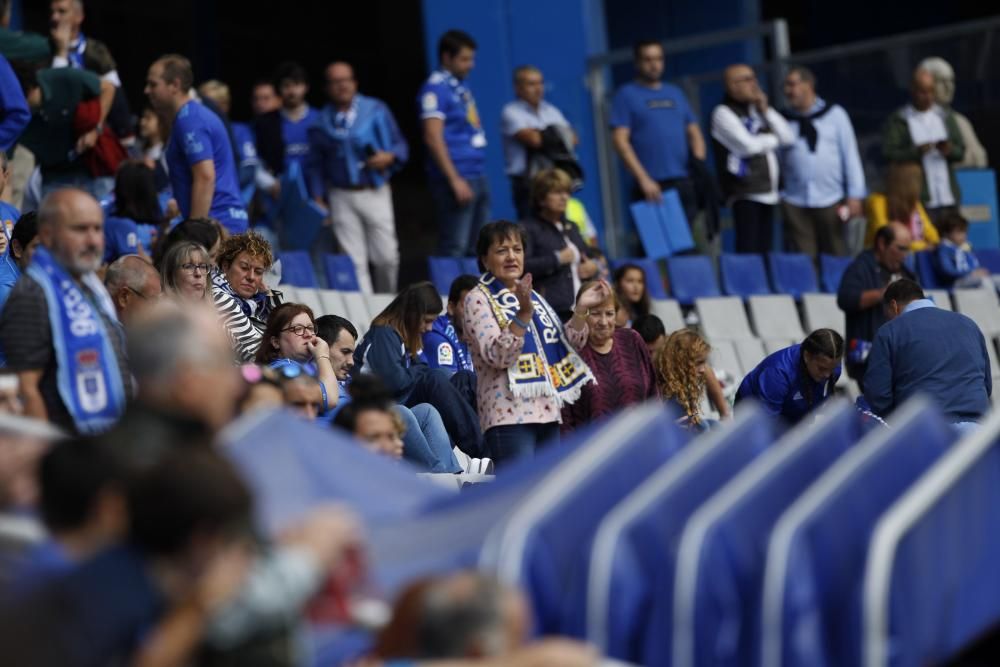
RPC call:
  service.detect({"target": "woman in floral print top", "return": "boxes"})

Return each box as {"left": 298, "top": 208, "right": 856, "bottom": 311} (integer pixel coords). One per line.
{"left": 463, "top": 221, "right": 611, "bottom": 467}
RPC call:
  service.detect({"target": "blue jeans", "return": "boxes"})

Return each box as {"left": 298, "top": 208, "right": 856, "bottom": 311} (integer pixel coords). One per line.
{"left": 404, "top": 369, "right": 484, "bottom": 458}
{"left": 404, "top": 403, "right": 462, "bottom": 473}
{"left": 429, "top": 174, "right": 491, "bottom": 258}
{"left": 484, "top": 422, "right": 560, "bottom": 469}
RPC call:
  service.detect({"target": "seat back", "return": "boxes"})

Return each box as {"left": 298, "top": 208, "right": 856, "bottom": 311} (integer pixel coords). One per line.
{"left": 673, "top": 401, "right": 861, "bottom": 667}
{"left": 952, "top": 286, "right": 1000, "bottom": 337}
{"left": 460, "top": 257, "right": 481, "bottom": 277}
{"left": 667, "top": 256, "right": 720, "bottom": 305}
{"left": 427, "top": 256, "right": 462, "bottom": 295}
{"left": 924, "top": 289, "right": 953, "bottom": 311}
{"left": 748, "top": 295, "right": 806, "bottom": 341}
{"left": 295, "top": 288, "right": 325, "bottom": 318}
{"left": 318, "top": 289, "right": 346, "bottom": 319}
{"left": 768, "top": 253, "right": 819, "bottom": 299}
{"left": 762, "top": 399, "right": 954, "bottom": 667}
{"left": 323, "top": 253, "right": 362, "bottom": 292}
{"left": 913, "top": 250, "right": 946, "bottom": 290}
{"left": 696, "top": 296, "right": 754, "bottom": 340}
{"left": 651, "top": 299, "right": 685, "bottom": 334}
{"left": 278, "top": 250, "right": 319, "bottom": 288}
{"left": 975, "top": 247, "right": 1000, "bottom": 274}
{"left": 585, "top": 409, "right": 778, "bottom": 663}
{"left": 864, "top": 409, "right": 1000, "bottom": 667}
{"left": 819, "top": 254, "right": 853, "bottom": 293}
{"left": 721, "top": 253, "right": 772, "bottom": 298}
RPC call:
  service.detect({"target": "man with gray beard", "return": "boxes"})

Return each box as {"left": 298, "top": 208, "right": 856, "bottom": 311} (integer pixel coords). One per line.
{"left": 0, "top": 188, "right": 130, "bottom": 434}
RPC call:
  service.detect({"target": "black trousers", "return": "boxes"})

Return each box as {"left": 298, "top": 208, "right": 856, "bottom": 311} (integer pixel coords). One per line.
{"left": 732, "top": 199, "right": 775, "bottom": 255}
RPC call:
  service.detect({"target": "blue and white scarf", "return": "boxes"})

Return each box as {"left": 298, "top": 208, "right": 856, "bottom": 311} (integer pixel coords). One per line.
{"left": 211, "top": 268, "right": 270, "bottom": 321}
{"left": 27, "top": 246, "right": 126, "bottom": 434}
{"left": 477, "top": 272, "right": 594, "bottom": 403}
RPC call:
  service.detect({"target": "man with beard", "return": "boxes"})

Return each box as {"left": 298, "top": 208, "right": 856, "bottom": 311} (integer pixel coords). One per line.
{"left": 0, "top": 188, "right": 130, "bottom": 433}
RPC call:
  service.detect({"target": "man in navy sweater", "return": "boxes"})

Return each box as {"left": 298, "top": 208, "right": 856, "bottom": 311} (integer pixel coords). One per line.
{"left": 864, "top": 279, "right": 991, "bottom": 429}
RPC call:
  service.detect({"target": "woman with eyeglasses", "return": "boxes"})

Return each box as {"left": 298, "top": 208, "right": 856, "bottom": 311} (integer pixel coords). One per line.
{"left": 255, "top": 303, "right": 337, "bottom": 414}
{"left": 160, "top": 241, "right": 212, "bottom": 302}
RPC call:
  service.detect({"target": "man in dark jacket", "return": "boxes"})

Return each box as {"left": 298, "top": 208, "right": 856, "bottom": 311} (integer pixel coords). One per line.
{"left": 865, "top": 279, "right": 990, "bottom": 428}
{"left": 837, "top": 221, "right": 915, "bottom": 386}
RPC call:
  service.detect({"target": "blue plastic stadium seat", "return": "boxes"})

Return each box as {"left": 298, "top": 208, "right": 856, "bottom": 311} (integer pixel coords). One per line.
{"left": 819, "top": 253, "right": 853, "bottom": 293}
{"left": 611, "top": 257, "right": 668, "bottom": 300}
{"left": 322, "top": 253, "right": 361, "bottom": 292}
{"left": 427, "top": 256, "right": 463, "bottom": 294}
{"left": 720, "top": 253, "right": 772, "bottom": 298}
{"left": 974, "top": 247, "right": 1000, "bottom": 274}
{"left": 768, "top": 252, "right": 819, "bottom": 299}
{"left": 665, "top": 255, "right": 720, "bottom": 305}
{"left": 277, "top": 250, "right": 318, "bottom": 288}
{"left": 914, "top": 250, "right": 945, "bottom": 290}
{"left": 460, "top": 257, "right": 481, "bottom": 278}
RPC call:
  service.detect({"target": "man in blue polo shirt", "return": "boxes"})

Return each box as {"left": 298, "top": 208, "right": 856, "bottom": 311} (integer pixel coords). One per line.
{"left": 144, "top": 54, "right": 248, "bottom": 234}
{"left": 419, "top": 29, "right": 489, "bottom": 258}
{"left": 610, "top": 40, "right": 705, "bottom": 224}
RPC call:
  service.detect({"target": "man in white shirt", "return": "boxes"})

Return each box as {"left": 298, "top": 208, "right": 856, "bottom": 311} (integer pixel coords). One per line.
{"left": 710, "top": 64, "right": 794, "bottom": 255}
{"left": 883, "top": 67, "right": 965, "bottom": 229}
{"left": 500, "top": 66, "right": 574, "bottom": 219}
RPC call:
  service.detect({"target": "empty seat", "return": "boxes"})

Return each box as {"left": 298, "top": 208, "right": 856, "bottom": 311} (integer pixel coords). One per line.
{"left": 924, "top": 288, "right": 953, "bottom": 311}
{"left": 733, "top": 337, "right": 768, "bottom": 373}
{"left": 819, "top": 253, "right": 853, "bottom": 293}
{"left": 612, "top": 257, "right": 668, "bottom": 300}
{"left": 709, "top": 339, "right": 743, "bottom": 379}
{"left": 651, "top": 299, "right": 685, "bottom": 333}
{"left": 914, "top": 250, "right": 946, "bottom": 290}
{"left": 367, "top": 293, "right": 395, "bottom": 317}
{"left": 768, "top": 252, "right": 819, "bottom": 299}
{"left": 278, "top": 251, "right": 319, "bottom": 288}
{"left": 801, "top": 293, "right": 845, "bottom": 336}
{"left": 340, "top": 292, "right": 371, "bottom": 335}
{"left": 748, "top": 294, "right": 806, "bottom": 341}
{"left": 720, "top": 253, "right": 772, "bottom": 298}
{"left": 974, "top": 247, "right": 1000, "bottom": 274}
{"left": 667, "top": 256, "right": 720, "bottom": 305}
{"left": 952, "top": 286, "right": 1000, "bottom": 337}
{"left": 323, "top": 254, "right": 362, "bottom": 292}
{"left": 696, "top": 296, "right": 754, "bottom": 340}
{"left": 763, "top": 338, "right": 793, "bottom": 354}
{"left": 428, "top": 256, "right": 463, "bottom": 294}
{"left": 460, "top": 257, "right": 480, "bottom": 277}
{"left": 294, "top": 288, "right": 325, "bottom": 317}
{"left": 318, "top": 289, "right": 345, "bottom": 318}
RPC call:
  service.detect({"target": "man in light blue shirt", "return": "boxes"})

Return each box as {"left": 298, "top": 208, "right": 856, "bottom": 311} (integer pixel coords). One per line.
{"left": 501, "top": 66, "right": 573, "bottom": 219}
{"left": 780, "top": 65, "right": 866, "bottom": 258}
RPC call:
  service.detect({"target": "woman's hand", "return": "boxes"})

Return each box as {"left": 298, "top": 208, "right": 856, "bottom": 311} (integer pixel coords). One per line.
{"left": 576, "top": 279, "right": 612, "bottom": 310}
{"left": 514, "top": 273, "right": 534, "bottom": 320}
{"left": 309, "top": 336, "right": 331, "bottom": 362}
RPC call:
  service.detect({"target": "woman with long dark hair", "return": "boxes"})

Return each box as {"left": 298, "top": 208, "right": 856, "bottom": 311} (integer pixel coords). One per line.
{"left": 735, "top": 328, "right": 844, "bottom": 423}
{"left": 106, "top": 161, "right": 166, "bottom": 261}
{"left": 353, "top": 281, "right": 484, "bottom": 458}
{"left": 613, "top": 263, "right": 651, "bottom": 327}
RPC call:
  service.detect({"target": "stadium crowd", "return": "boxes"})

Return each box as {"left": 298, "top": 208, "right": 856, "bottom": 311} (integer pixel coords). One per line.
{"left": 0, "top": 1, "right": 995, "bottom": 665}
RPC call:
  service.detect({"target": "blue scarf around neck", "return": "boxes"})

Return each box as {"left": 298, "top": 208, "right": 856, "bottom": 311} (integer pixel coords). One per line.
{"left": 27, "top": 246, "right": 126, "bottom": 433}
{"left": 476, "top": 272, "right": 594, "bottom": 404}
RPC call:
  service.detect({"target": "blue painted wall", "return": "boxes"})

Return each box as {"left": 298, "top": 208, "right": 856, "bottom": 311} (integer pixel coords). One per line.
{"left": 420, "top": 0, "right": 607, "bottom": 239}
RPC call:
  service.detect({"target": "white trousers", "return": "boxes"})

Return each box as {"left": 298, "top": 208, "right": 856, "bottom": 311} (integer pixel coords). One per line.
{"left": 328, "top": 184, "right": 399, "bottom": 294}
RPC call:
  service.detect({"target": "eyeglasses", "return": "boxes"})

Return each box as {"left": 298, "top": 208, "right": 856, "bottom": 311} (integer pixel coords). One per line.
{"left": 180, "top": 263, "right": 211, "bottom": 274}
{"left": 281, "top": 324, "right": 316, "bottom": 337}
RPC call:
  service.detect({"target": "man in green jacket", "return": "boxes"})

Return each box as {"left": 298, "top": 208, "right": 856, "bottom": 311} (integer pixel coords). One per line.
{"left": 882, "top": 67, "right": 965, "bottom": 229}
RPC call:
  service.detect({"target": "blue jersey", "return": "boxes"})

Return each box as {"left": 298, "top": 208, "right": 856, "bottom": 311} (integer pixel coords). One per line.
{"left": 165, "top": 100, "right": 248, "bottom": 233}
{"left": 231, "top": 120, "right": 259, "bottom": 188}
{"left": 735, "top": 343, "right": 841, "bottom": 424}
{"left": 418, "top": 69, "right": 486, "bottom": 180}
{"left": 281, "top": 107, "right": 317, "bottom": 172}
{"left": 419, "top": 314, "right": 473, "bottom": 375}
{"left": 103, "top": 216, "right": 141, "bottom": 264}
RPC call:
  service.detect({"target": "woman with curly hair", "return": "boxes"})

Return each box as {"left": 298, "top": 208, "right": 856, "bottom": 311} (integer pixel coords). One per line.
{"left": 211, "top": 230, "right": 284, "bottom": 361}
{"left": 655, "top": 329, "right": 714, "bottom": 430}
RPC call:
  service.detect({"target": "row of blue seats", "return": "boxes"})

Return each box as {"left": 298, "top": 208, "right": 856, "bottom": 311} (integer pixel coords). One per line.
{"left": 277, "top": 251, "right": 362, "bottom": 291}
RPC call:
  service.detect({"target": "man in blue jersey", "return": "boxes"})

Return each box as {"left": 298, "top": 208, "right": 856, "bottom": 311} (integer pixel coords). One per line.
{"left": 420, "top": 274, "right": 477, "bottom": 375}
{"left": 144, "top": 54, "right": 248, "bottom": 234}
{"left": 255, "top": 61, "right": 317, "bottom": 179}
{"left": 611, "top": 40, "right": 706, "bottom": 224}
{"left": 419, "top": 29, "right": 490, "bottom": 257}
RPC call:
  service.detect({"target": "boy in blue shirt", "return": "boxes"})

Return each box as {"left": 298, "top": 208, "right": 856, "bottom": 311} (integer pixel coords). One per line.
{"left": 421, "top": 274, "right": 476, "bottom": 375}
{"left": 145, "top": 54, "right": 248, "bottom": 234}
{"left": 933, "top": 211, "right": 994, "bottom": 288}
{"left": 418, "top": 29, "right": 490, "bottom": 257}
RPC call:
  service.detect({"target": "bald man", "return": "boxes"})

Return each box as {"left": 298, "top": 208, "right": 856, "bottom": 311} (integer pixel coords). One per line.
{"left": 103, "top": 254, "right": 161, "bottom": 324}
{"left": 883, "top": 66, "right": 965, "bottom": 229}
{"left": 837, "top": 221, "right": 917, "bottom": 387}
{"left": 710, "top": 63, "right": 794, "bottom": 254}
{"left": 0, "top": 188, "right": 131, "bottom": 433}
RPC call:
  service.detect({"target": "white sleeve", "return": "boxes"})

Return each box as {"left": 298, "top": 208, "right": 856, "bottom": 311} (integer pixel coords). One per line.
{"left": 764, "top": 107, "right": 796, "bottom": 146}
{"left": 711, "top": 105, "right": 779, "bottom": 158}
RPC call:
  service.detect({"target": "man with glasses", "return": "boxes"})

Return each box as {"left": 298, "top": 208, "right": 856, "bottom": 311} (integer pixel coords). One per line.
{"left": 306, "top": 61, "right": 407, "bottom": 294}
{"left": 837, "top": 221, "right": 916, "bottom": 387}
{"left": 0, "top": 188, "right": 131, "bottom": 433}
{"left": 103, "top": 254, "right": 161, "bottom": 325}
